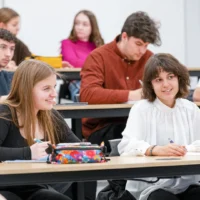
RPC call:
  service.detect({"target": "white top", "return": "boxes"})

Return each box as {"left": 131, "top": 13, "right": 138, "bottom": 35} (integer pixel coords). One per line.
{"left": 118, "top": 98, "right": 200, "bottom": 200}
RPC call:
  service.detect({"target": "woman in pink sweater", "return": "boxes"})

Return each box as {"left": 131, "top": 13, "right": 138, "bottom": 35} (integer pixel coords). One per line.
{"left": 60, "top": 10, "right": 104, "bottom": 101}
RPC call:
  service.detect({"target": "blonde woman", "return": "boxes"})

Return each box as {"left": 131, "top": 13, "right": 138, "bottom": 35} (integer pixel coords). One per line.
{"left": 0, "top": 60, "right": 79, "bottom": 200}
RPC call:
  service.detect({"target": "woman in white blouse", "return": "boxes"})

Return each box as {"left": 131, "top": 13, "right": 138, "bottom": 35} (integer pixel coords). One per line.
{"left": 118, "top": 53, "right": 200, "bottom": 200}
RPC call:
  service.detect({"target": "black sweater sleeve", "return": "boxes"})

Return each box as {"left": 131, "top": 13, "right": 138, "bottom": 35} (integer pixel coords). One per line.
{"left": 0, "top": 105, "right": 31, "bottom": 161}
{"left": 52, "top": 109, "right": 81, "bottom": 143}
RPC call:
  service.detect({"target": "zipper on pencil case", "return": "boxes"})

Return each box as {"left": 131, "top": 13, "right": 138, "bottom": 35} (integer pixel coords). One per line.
{"left": 55, "top": 147, "right": 102, "bottom": 151}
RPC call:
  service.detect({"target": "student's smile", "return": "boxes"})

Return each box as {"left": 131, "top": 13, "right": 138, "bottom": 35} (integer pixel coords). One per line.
{"left": 151, "top": 70, "right": 179, "bottom": 108}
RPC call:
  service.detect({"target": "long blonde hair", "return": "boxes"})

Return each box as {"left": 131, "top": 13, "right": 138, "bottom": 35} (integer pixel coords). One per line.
{"left": 2, "top": 59, "right": 60, "bottom": 145}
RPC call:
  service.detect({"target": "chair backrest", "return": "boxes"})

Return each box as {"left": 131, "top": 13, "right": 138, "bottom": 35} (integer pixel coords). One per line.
{"left": 108, "top": 138, "right": 121, "bottom": 156}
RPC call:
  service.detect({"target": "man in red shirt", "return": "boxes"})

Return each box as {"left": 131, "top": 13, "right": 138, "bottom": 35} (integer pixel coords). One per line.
{"left": 80, "top": 11, "right": 161, "bottom": 150}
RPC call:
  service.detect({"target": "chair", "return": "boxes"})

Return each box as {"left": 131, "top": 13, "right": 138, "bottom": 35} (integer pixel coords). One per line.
{"left": 108, "top": 138, "right": 121, "bottom": 156}
{"left": 58, "top": 81, "right": 71, "bottom": 104}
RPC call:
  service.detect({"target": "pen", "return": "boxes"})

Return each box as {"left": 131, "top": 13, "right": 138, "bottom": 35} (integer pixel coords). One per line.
{"left": 168, "top": 138, "right": 174, "bottom": 143}
{"left": 34, "top": 138, "right": 42, "bottom": 143}
{"left": 168, "top": 138, "right": 187, "bottom": 152}
{"left": 139, "top": 80, "right": 143, "bottom": 86}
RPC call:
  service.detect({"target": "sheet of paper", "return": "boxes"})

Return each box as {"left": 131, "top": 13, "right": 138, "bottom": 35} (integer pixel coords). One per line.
{"left": 4, "top": 160, "right": 46, "bottom": 163}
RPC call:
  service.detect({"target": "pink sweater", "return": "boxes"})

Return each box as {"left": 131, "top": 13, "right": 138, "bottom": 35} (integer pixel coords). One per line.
{"left": 61, "top": 39, "right": 96, "bottom": 68}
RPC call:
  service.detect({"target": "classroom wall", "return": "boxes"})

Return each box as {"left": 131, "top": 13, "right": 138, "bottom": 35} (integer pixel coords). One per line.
{"left": 1, "top": 0, "right": 199, "bottom": 67}
{"left": 184, "top": 0, "right": 200, "bottom": 67}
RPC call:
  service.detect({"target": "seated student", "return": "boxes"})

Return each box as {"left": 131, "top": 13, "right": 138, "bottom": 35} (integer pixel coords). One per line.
{"left": 193, "top": 80, "right": 200, "bottom": 101}
{"left": 0, "top": 28, "right": 17, "bottom": 102}
{"left": 118, "top": 53, "right": 200, "bottom": 200}
{"left": 0, "top": 59, "right": 80, "bottom": 200}
{"left": 60, "top": 10, "right": 104, "bottom": 101}
{"left": 0, "top": 7, "right": 31, "bottom": 68}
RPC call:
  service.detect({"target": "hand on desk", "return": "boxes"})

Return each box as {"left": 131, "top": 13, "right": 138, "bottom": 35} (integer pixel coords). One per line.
{"left": 128, "top": 88, "right": 143, "bottom": 101}
{"left": 146, "top": 144, "right": 186, "bottom": 156}
{"left": 30, "top": 141, "right": 50, "bottom": 160}
{"left": 62, "top": 61, "right": 74, "bottom": 68}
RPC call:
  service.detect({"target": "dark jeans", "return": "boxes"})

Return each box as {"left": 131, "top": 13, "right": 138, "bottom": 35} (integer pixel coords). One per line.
{"left": 148, "top": 185, "right": 200, "bottom": 200}
{"left": 84, "top": 123, "right": 126, "bottom": 200}
{"left": 0, "top": 189, "right": 71, "bottom": 200}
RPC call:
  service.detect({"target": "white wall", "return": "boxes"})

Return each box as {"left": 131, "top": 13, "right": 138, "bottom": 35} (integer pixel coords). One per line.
{"left": 184, "top": 0, "right": 200, "bottom": 67}
{"left": 4, "top": 0, "right": 186, "bottom": 64}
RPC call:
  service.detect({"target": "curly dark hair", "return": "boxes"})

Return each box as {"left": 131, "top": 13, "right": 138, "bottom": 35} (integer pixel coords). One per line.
{"left": 68, "top": 10, "right": 104, "bottom": 47}
{"left": 120, "top": 11, "right": 161, "bottom": 46}
{"left": 0, "top": 28, "right": 17, "bottom": 44}
{"left": 142, "top": 53, "right": 190, "bottom": 102}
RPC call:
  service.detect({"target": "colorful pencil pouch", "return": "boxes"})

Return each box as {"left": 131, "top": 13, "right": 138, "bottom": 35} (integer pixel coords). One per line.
{"left": 48, "top": 144, "right": 107, "bottom": 164}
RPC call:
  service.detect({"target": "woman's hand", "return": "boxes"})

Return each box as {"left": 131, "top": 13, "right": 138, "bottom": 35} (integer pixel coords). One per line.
{"left": 146, "top": 143, "right": 186, "bottom": 156}
{"left": 30, "top": 141, "right": 50, "bottom": 160}
{"left": 62, "top": 61, "right": 74, "bottom": 68}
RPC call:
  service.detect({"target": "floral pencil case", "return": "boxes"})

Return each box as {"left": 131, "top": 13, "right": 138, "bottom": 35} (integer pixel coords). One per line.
{"left": 47, "top": 143, "right": 107, "bottom": 164}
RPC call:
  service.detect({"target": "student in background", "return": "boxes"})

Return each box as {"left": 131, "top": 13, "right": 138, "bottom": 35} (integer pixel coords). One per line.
{"left": 80, "top": 11, "right": 160, "bottom": 200}
{"left": 0, "top": 59, "right": 80, "bottom": 200}
{"left": 80, "top": 11, "right": 161, "bottom": 152}
{"left": 0, "top": 7, "right": 31, "bottom": 68}
{"left": 0, "top": 28, "right": 17, "bottom": 102}
{"left": 60, "top": 10, "right": 104, "bottom": 101}
{"left": 118, "top": 53, "right": 200, "bottom": 200}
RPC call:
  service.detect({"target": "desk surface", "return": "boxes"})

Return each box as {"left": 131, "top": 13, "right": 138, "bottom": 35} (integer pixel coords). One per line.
{"left": 55, "top": 103, "right": 133, "bottom": 111}
{"left": 1, "top": 156, "right": 200, "bottom": 186}
{"left": 1, "top": 155, "right": 200, "bottom": 175}
{"left": 55, "top": 68, "right": 81, "bottom": 72}
{"left": 188, "top": 68, "right": 200, "bottom": 71}
{"left": 55, "top": 102, "right": 200, "bottom": 112}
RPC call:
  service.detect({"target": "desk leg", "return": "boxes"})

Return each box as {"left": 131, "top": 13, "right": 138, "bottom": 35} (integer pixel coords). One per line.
{"left": 71, "top": 119, "right": 82, "bottom": 140}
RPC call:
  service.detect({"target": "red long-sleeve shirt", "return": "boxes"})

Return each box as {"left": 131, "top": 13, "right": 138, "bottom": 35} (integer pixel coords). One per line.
{"left": 80, "top": 37, "right": 153, "bottom": 138}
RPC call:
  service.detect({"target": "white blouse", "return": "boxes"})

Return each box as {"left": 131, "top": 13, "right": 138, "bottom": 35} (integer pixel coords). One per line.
{"left": 118, "top": 98, "right": 200, "bottom": 200}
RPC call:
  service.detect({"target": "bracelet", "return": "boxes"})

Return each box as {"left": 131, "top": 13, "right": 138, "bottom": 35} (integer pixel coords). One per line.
{"left": 149, "top": 145, "right": 157, "bottom": 156}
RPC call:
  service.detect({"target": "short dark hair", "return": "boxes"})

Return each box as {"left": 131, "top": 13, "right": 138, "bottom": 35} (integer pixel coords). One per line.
{"left": 121, "top": 11, "right": 161, "bottom": 46}
{"left": 142, "top": 53, "right": 190, "bottom": 102}
{"left": 0, "top": 28, "right": 17, "bottom": 44}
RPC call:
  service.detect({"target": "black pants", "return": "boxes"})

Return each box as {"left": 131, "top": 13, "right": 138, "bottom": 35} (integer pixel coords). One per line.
{"left": 0, "top": 189, "right": 71, "bottom": 200}
{"left": 148, "top": 185, "right": 200, "bottom": 200}
{"left": 84, "top": 123, "right": 126, "bottom": 200}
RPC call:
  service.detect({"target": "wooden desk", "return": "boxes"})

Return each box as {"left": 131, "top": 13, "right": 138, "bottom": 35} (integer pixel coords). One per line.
{"left": 1, "top": 156, "right": 200, "bottom": 186}
{"left": 55, "top": 104, "right": 133, "bottom": 139}
{"left": 55, "top": 104, "right": 133, "bottom": 118}
{"left": 188, "top": 68, "right": 200, "bottom": 77}
{"left": 4, "top": 68, "right": 199, "bottom": 80}
{"left": 3, "top": 68, "right": 81, "bottom": 80}
{"left": 56, "top": 68, "right": 81, "bottom": 80}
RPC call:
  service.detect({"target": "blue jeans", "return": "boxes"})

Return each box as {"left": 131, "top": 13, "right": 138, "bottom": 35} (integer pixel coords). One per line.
{"left": 68, "top": 80, "right": 80, "bottom": 102}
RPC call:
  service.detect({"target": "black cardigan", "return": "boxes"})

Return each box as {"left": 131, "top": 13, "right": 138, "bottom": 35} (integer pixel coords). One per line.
{"left": 0, "top": 104, "right": 80, "bottom": 161}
